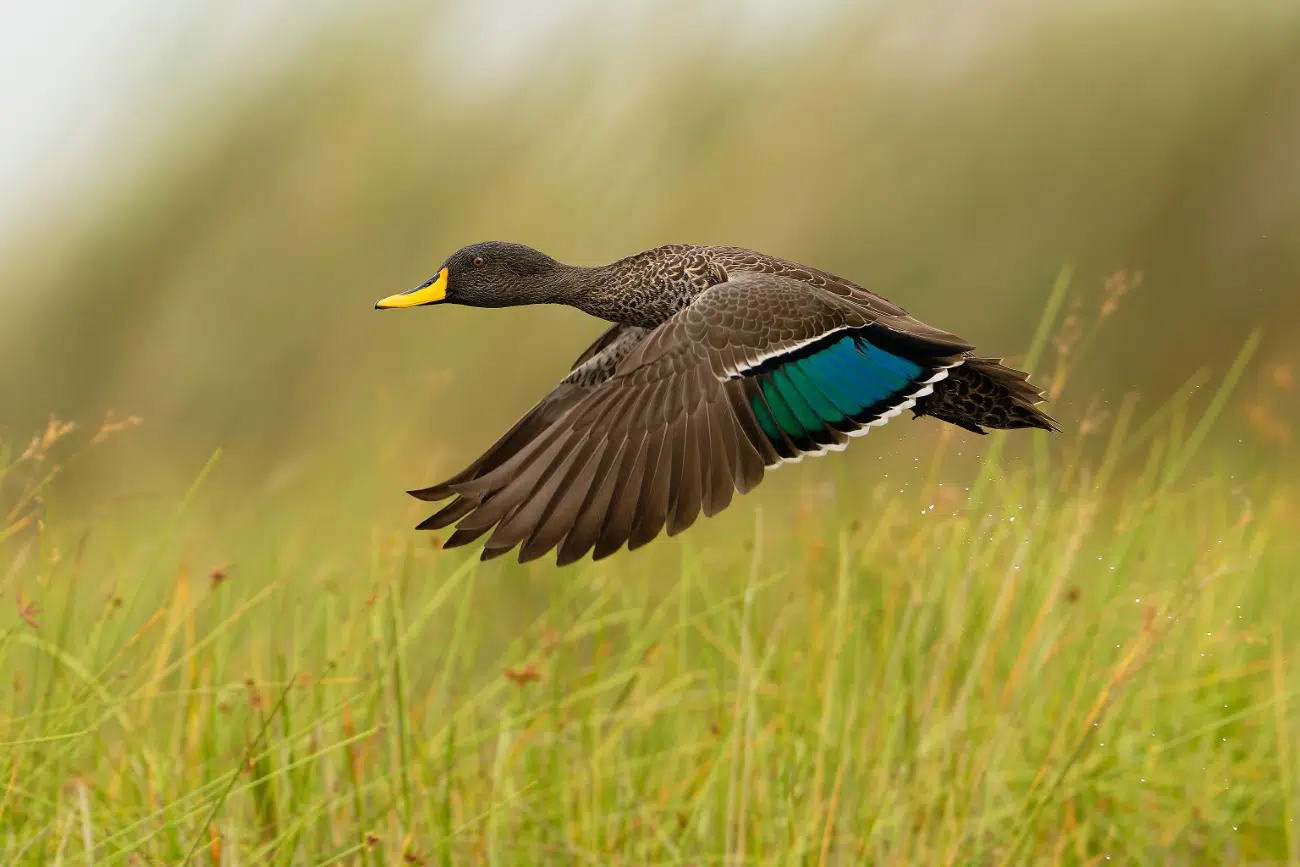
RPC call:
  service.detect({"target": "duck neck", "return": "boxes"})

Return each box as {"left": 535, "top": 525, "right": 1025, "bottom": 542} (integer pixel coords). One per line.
{"left": 542, "top": 262, "right": 627, "bottom": 323}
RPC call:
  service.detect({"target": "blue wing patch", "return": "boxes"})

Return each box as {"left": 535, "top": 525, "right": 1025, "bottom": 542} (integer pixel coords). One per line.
{"left": 747, "top": 334, "right": 928, "bottom": 447}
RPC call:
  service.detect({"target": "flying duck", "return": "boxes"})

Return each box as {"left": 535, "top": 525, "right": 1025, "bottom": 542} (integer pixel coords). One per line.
{"left": 376, "top": 242, "right": 1057, "bottom": 566}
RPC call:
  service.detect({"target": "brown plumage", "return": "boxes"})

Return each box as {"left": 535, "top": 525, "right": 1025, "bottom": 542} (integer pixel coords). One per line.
{"left": 376, "top": 241, "right": 1058, "bottom": 566}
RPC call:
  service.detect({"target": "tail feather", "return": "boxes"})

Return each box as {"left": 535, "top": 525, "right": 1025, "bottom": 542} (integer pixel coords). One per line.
{"left": 913, "top": 356, "right": 1058, "bottom": 434}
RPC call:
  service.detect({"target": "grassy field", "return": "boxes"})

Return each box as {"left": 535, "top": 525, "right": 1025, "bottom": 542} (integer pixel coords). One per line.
{"left": 3, "top": 286, "right": 1297, "bottom": 866}
{"left": 3, "top": 3, "right": 1299, "bottom": 863}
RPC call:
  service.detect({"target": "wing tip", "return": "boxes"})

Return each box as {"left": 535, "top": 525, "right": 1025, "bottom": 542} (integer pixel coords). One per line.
{"left": 408, "top": 484, "right": 456, "bottom": 502}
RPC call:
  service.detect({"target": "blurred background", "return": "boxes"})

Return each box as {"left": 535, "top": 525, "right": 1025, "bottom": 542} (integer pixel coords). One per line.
{"left": 2, "top": 0, "right": 1298, "bottom": 527}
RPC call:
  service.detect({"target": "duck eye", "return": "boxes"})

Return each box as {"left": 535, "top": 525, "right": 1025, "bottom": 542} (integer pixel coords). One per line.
{"left": 472, "top": 256, "right": 485, "bottom": 267}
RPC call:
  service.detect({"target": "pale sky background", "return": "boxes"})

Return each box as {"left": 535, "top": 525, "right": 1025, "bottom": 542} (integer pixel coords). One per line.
{"left": 0, "top": 0, "right": 337, "bottom": 237}
{"left": 0, "top": 0, "right": 848, "bottom": 243}
{"left": 1, "top": 0, "right": 188, "bottom": 232}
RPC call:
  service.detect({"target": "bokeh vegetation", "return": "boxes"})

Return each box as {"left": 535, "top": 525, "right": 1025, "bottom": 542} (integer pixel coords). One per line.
{"left": 2, "top": 0, "right": 1299, "bottom": 862}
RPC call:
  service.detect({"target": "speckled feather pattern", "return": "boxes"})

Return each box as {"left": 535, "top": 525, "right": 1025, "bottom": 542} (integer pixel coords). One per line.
{"left": 560, "top": 244, "right": 912, "bottom": 328}
{"left": 541, "top": 244, "right": 1051, "bottom": 433}
{"left": 402, "top": 243, "right": 1057, "bottom": 565}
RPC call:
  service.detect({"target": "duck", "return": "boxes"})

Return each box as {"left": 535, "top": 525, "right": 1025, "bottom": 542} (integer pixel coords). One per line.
{"left": 375, "top": 241, "right": 1057, "bottom": 566}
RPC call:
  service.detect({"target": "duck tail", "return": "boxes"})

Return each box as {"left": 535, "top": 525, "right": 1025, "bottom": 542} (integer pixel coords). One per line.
{"left": 913, "top": 356, "right": 1059, "bottom": 434}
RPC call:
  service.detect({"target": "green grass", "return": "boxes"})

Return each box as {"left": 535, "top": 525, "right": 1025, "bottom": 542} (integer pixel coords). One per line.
{"left": 2, "top": 317, "right": 1298, "bottom": 864}
{"left": 3, "top": 4, "right": 1298, "bottom": 861}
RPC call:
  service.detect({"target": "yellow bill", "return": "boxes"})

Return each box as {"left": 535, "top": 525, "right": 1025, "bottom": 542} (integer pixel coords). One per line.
{"left": 375, "top": 267, "right": 448, "bottom": 309}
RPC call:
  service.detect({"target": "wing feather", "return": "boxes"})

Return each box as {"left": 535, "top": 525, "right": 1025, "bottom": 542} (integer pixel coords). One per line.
{"left": 590, "top": 430, "right": 651, "bottom": 561}
{"left": 416, "top": 273, "right": 977, "bottom": 564}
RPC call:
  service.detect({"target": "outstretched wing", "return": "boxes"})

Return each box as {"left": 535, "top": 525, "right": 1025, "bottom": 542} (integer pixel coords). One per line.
{"left": 428, "top": 273, "right": 973, "bottom": 565}
{"left": 407, "top": 323, "right": 647, "bottom": 527}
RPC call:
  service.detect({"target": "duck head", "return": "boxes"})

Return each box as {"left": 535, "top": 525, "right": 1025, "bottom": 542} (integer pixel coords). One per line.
{"left": 374, "top": 241, "right": 566, "bottom": 310}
